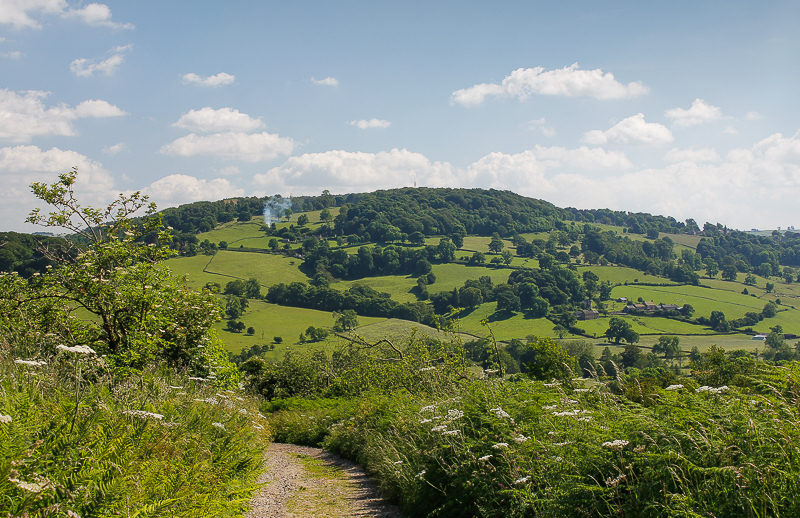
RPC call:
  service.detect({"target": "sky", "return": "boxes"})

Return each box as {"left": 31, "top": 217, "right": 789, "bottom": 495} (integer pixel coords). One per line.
{"left": 1, "top": 1, "right": 799, "bottom": 232}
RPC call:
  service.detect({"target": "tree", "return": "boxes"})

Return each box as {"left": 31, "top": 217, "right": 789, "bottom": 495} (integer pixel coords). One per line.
{"left": 244, "top": 277, "right": 261, "bottom": 298}
{"left": 705, "top": 259, "right": 719, "bottom": 278}
{"left": 762, "top": 302, "right": 778, "bottom": 319}
{"left": 745, "top": 274, "right": 757, "bottom": 286}
{"left": 766, "top": 282, "right": 775, "bottom": 293}
{"left": 620, "top": 343, "right": 642, "bottom": 368}
{"left": 501, "top": 250, "right": 514, "bottom": 265}
{"left": 297, "top": 214, "right": 309, "bottom": 226}
{"left": 494, "top": 284, "right": 520, "bottom": 313}
{"left": 653, "top": 336, "right": 680, "bottom": 361}
{"left": 319, "top": 208, "right": 332, "bottom": 226}
{"left": 459, "top": 286, "right": 483, "bottom": 308}
{"left": 334, "top": 309, "right": 359, "bottom": 331}
{"left": 15, "top": 169, "right": 231, "bottom": 376}
{"left": 721, "top": 265, "right": 738, "bottom": 282}
{"left": 488, "top": 233, "right": 504, "bottom": 254}
{"left": 408, "top": 231, "right": 425, "bottom": 246}
{"left": 709, "top": 310, "right": 730, "bottom": 332}
{"left": 438, "top": 237, "right": 456, "bottom": 262}
{"left": 605, "top": 317, "right": 639, "bottom": 344}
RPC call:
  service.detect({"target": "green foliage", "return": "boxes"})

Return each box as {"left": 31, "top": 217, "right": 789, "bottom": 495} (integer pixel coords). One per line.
{"left": 1, "top": 170, "right": 235, "bottom": 381}
{"left": 266, "top": 360, "right": 800, "bottom": 517}
{"left": 0, "top": 360, "right": 268, "bottom": 517}
{"left": 605, "top": 317, "right": 639, "bottom": 344}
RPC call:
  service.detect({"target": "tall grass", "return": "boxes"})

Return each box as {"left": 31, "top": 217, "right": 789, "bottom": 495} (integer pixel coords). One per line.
{"left": 268, "top": 364, "right": 800, "bottom": 517}
{"left": 0, "top": 354, "right": 270, "bottom": 517}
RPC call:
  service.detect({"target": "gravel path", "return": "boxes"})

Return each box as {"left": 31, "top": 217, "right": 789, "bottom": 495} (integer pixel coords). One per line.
{"left": 246, "top": 443, "right": 403, "bottom": 518}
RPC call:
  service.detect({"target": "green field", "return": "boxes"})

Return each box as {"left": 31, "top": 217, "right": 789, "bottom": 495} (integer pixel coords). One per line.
{"left": 353, "top": 318, "right": 472, "bottom": 343}
{"left": 168, "top": 250, "right": 309, "bottom": 290}
{"left": 453, "top": 302, "right": 579, "bottom": 341}
{"left": 214, "top": 302, "right": 384, "bottom": 357}
{"left": 333, "top": 263, "right": 515, "bottom": 302}
{"left": 576, "top": 265, "right": 676, "bottom": 285}
{"left": 577, "top": 314, "right": 716, "bottom": 337}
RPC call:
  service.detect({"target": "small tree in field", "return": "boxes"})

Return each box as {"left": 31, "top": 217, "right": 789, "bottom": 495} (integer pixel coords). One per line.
{"left": 2, "top": 169, "right": 234, "bottom": 379}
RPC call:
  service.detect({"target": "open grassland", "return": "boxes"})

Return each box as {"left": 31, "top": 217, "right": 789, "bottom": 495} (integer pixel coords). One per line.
{"left": 198, "top": 220, "right": 265, "bottom": 245}
{"left": 215, "top": 302, "right": 384, "bottom": 356}
{"left": 577, "top": 315, "right": 716, "bottom": 337}
{"left": 602, "top": 332, "right": 762, "bottom": 354}
{"left": 166, "top": 254, "right": 225, "bottom": 289}
{"left": 610, "top": 284, "right": 766, "bottom": 319}
{"left": 205, "top": 251, "right": 308, "bottom": 286}
{"left": 459, "top": 236, "right": 515, "bottom": 253}
{"left": 352, "top": 318, "right": 472, "bottom": 343}
{"left": 453, "top": 302, "right": 579, "bottom": 341}
{"left": 333, "top": 263, "right": 514, "bottom": 302}
{"left": 576, "top": 265, "right": 676, "bottom": 285}
{"left": 660, "top": 231, "right": 702, "bottom": 249}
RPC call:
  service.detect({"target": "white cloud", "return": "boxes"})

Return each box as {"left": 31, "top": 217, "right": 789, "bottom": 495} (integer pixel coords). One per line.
{"left": 216, "top": 165, "right": 240, "bottom": 176}
{"left": 253, "top": 149, "right": 456, "bottom": 193}
{"left": 140, "top": 174, "right": 244, "bottom": 206}
{"left": 182, "top": 72, "right": 235, "bottom": 87}
{"left": 0, "top": 1, "right": 132, "bottom": 30}
{"left": 0, "top": 145, "right": 115, "bottom": 231}
{"left": 0, "top": 50, "right": 22, "bottom": 60}
{"left": 0, "top": 0, "right": 66, "bottom": 29}
{"left": 349, "top": 118, "right": 391, "bottom": 130}
{"left": 102, "top": 142, "right": 125, "bottom": 155}
{"left": 173, "top": 107, "right": 264, "bottom": 133}
{"left": 62, "top": 3, "right": 134, "bottom": 29}
{"left": 161, "top": 132, "right": 295, "bottom": 162}
{"left": 745, "top": 111, "right": 764, "bottom": 121}
{"left": 525, "top": 117, "right": 556, "bottom": 137}
{"left": 664, "top": 147, "right": 721, "bottom": 163}
{"left": 311, "top": 76, "right": 338, "bottom": 87}
{"left": 723, "top": 126, "right": 739, "bottom": 135}
{"left": 0, "top": 89, "right": 126, "bottom": 143}
{"left": 451, "top": 63, "right": 649, "bottom": 107}
{"left": 665, "top": 98, "right": 722, "bottom": 127}
{"left": 583, "top": 113, "right": 673, "bottom": 146}
{"left": 70, "top": 44, "right": 131, "bottom": 77}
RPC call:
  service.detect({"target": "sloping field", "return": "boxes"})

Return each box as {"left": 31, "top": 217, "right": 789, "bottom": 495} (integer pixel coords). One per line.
{"left": 610, "top": 284, "right": 766, "bottom": 320}
{"left": 576, "top": 265, "right": 676, "bottom": 285}
{"left": 577, "top": 315, "right": 716, "bottom": 337}
{"left": 215, "top": 302, "right": 384, "bottom": 356}
{"left": 168, "top": 251, "right": 309, "bottom": 289}
{"left": 453, "top": 302, "right": 578, "bottom": 341}
{"left": 353, "top": 318, "right": 471, "bottom": 343}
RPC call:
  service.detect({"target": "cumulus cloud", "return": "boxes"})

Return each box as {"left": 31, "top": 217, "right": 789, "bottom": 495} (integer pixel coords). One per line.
{"left": 140, "top": 174, "right": 244, "bottom": 206}
{"left": 349, "top": 118, "right": 391, "bottom": 129}
{"left": 745, "top": 111, "right": 763, "bottom": 121}
{"left": 0, "top": 145, "right": 115, "bottom": 231}
{"left": 70, "top": 44, "right": 131, "bottom": 77}
{"left": 664, "top": 147, "right": 721, "bottom": 163}
{"left": 665, "top": 98, "right": 722, "bottom": 127}
{"left": 583, "top": 113, "right": 673, "bottom": 146}
{"left": 525, "top": 117, "right": 556, "bottom": 137}
{"left": 451, "top": 63, "right": 649, "bottom": 107}
{"left": 173, "top": 107, "right": 265, "bottom": 133}
{"left": 0, "top": 1, "right": 132, "bottom": 30}
{"left": 62, "top": 3, "right": 134, "bottom": 29}
{"left": 311, "top": 76, "right": 338, "bottom": 87}
{"left": 182, "top": 72, "right": 235, "bottom": 87}
{"left": 253, "top": 149, "right": 456, "bottom": 194}
{"left": 161, "top": 132, "right": 295, "bottom": 162}
{"left": 0, "top": 89, "right": 126, "bottom": 143}
{"left": 101, "top": 142, "right": 125, "bottom": 155}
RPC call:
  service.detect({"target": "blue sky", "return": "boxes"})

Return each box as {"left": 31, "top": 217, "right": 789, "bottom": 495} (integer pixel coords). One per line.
{"left": 1, "top": 0, "right": 798, "bottom": 231}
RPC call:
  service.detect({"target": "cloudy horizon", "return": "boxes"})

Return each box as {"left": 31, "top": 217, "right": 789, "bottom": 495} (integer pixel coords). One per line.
{"left": 1, "top": 1, "right": 798, "bottom": 232}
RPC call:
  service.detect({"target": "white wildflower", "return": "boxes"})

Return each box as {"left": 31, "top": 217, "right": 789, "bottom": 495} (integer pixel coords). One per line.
{"left": 443, "top": 429, "right": 460, "bottom": 436}
{"left": 188, "top": 377, "right": 207, "bottom": 381}
{"left": 418, "top": 366, "right": 436, "bottom": 372}
{"left": 552, "top": 441, "right": 571, "bottom": 446}
{"left": 514, "top": 476, "right": 531, "bottom": 485}
{"left": 543, "top": 382, "right": 560, "bottom": 387}
{"left": 574, "top": 388, "right": 590, "bottom": 393}
{"left": 560, "top": 398, "right": 578, "bottom": 404}
{"left": 56, "top": 344, "right": 96, "bottom": 355}
{"left": 0, "top": 414, "right": 12, "bottom": 424}
{"left": 665, "top": 384, "right": 684, "bottom": 391}
{"left": 431, "top": 425, "right": 447, "bottom": 432}
{"left": 252, "top": 422, "right": 264, "bottom": 430}
{"left": 168, "top": 385, "right": 184, "bottom": 390}
{"left": 490, "top": 407, "right": 510, "bottom": 419}
{"left": 67, "top": 511, "right": 81, "bottom": 518}
{"left": 478, "top": 454, "right": 493, "bottom": 461}
{"left": 415, "top": 469, "right": 427, "bottom": 480}
{"left": 577, "top": 416, "right": 593, "bottom": 422}
{"left": 484, "top": 368, "right": 499, "bottom": 374}
{"left": 14, "top": 359, "right": 46, "bottom": 367}
{"left": 393, "top": 460, "right": 403, "bottom": 465}
{"left": 446, "top": 409, "right": 464, "bottom": 420}
{"left": 122, "top": 410, "right": 164, "bottom": 420}
{"left": 542, "top": 405, "right": 557, "bottom": 410}
{"left": 419, "top": 405, "right": 435, "bottom": 413}
{"left": 605, "top": 473, "right": 626, "bottom": 487}
{"left": 212, "top": 422, "right": 226, "bottom": 430}
{"left": 8, "top": 475, "right": 51, "bottom": 493}
{"left": 552, "top": 409, "right": 590, "bottom": 417}
{"left": 419, "top": 418, "right": 432, "bottom": 424}
{"left": 492, "top": 442, "right": 509, "bottom": 449}
{"left": 239, "top": 408, "right": 248, "bottom": 415}
{"left": 602, "top": 439, "right": 629, "bottom": 451}
{"left": 512, "top": 434, "right": 530, "bottom": 444}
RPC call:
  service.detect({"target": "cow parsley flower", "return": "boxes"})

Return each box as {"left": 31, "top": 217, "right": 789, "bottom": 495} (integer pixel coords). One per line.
{"left": 419, "top": 405, "right": 435, "bottom": 413}
{"left": 665, "top": 384, "right": 684, "bottom": 391}
{"left": 490, "top": 407, "right": 510, "bottom": 419}
{"left": 0, "top": 414, "right": 12, "bottom": 424}
{"left": 492, "top": 442, "right": 509, "bottom": 449}
{"left": 443, "top": 429, "right": 460, "bottom": 436}
{"left": 478, "top": 454, "right": 493, "bottom": 461}
{"left": 14, "top": 359, "right": 46, "bottom": 367}
{"left": 446, "top": 409, "right": 464, "bottom": 420}
{"left": 56, "top": 344, "right": 96, "bottom": 355}
{"left": 415, "top": 469, "right": 427, "bottom": 480}
{"left": 512, "top": 434, "right": 530, "bottom": 444}
{"left": 602, "top": 439, "right": 629, "bottom": 451}
{"left": 212, "top": 422, "right": 226, "bottom": 430}
{"left": 122, "top": 410, "right": 164, "bottom": 420}
{"left": 514, "top": 476, "right": 531, "bottom": 485}
{"left": 431, "top": 425, "right": 447, "bottom": 432}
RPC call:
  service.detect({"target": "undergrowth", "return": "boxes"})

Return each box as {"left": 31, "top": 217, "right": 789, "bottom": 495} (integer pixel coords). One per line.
{"left": 267, "top": 363, "right": 800, "bottom": 517}
{"left": 0, "top": 355, "right": 270, "bottom": 517}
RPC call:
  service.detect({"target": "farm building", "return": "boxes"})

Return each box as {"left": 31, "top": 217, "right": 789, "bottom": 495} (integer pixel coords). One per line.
{"left": 574, "top": 309, "right": 600, "bottom": 320}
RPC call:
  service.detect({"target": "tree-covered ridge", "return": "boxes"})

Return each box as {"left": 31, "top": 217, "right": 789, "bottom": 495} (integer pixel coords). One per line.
{"left": 0, "top": 231, "right": 70, "bottom": 278}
